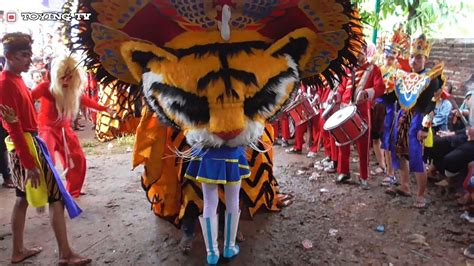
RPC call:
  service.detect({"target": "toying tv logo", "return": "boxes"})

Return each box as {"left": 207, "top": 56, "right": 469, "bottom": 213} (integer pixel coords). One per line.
{"left": 6, "top": 12, "right": 16, "bottom": 22}
{"left": 0, "top": 11, "right": 91, "bottom": 22}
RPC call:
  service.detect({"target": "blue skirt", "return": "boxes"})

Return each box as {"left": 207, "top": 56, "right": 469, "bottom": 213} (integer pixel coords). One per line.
{"left": 185, "top": 146, "right": 250, "bottom": 185}
{"left": 391, "top": 110, "right": 424, "bottom": 173}
{"left": 381, "top": 102, "right": 396, "bottom": 150}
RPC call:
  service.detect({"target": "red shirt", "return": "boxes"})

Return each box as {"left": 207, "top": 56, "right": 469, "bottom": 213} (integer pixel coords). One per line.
{"left": 31, "top": 81, "right": 107, "bottom": 127}
{"left": 0, "top": 71, "right": 38, "bottom": 169}
{"left": 339, "top": 63, "right": 385, "bottom": 105}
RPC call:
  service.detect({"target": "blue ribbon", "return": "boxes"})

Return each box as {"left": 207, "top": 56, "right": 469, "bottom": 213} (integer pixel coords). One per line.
{"left": 35, "top": 136, "right": 82, "bottom": 219}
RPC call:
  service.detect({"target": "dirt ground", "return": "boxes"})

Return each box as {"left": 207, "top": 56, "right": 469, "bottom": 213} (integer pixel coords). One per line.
{"left": 0, "top": 123, "right": 473, "bottom": 265}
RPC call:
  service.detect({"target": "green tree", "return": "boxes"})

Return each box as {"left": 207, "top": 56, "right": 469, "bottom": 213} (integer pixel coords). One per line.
{"left": 353, "top": 0, "right": 467, "bottom": 35}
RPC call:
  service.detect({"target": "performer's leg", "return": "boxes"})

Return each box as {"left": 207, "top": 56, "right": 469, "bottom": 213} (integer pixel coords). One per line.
{"left": 444, "top": 142, "right": 474, "bottom": 177}
{"left": 398, "top": 157, "right": 411, "bottom": 194}
{"left": 199, "top": 183, "right": 220, "bottom": 264}
{"left": 281, "top": 115, "right": 291, "bottom": 142}
{"left": 272, "top": 120, "right": 280, "bottom": 140}
{"left": 223, "top": 184, "right": 241, "bottom": 258}
{"left": 336, "top": 145, "right": 350, "bottom": 182}
{"left": 357, "top": 130, "right": 370, "bottom": 182}
{"left": 64, "top": 127, "right": 87, "bottom": 197}
{"left": 11, "top": 197, "right": 43, "bottom": 263}
{"left": 372, "top": 138, "right": 386, "bottom": 172}
{"left": 290, "top": 122, "right": 307, "bottom": 152}
{"left": 324, "top": 137, "right": 338, "bottom": 173}
{"left": 49, "top": 201, "right": 91, "bottom": 264}
{"left": 408, "top": 114, "right": 427, "bottom": 206}
{"left": 179, "top": 203, "right": 199, "bottom": 253}
{"left": 309, "top": 116, "right": 321, "bottom": 153}
{"left": 383, "top": 150, "right": 394, "bottom": 177}
{"left": 323, "top": 130, "right": 331, "bottom": 158}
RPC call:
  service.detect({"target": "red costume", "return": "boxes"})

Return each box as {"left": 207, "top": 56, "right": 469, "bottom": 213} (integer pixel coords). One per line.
{"left": 319, "top": 80, "right": 336, "bottom": 160}
{"left": 290, "top": 84, "right": 322, "bottom": 152}
{"left": 0, "top": 71, "right": 38, "bottom": 169}
{"left": 337, "top": 63, "right": 385, "bottom": 180}
{"left": 85, "top": 72, "right": 100, "bottom": 125}
{"left": 272, "top": 114, "right": 291, "bottom": 141}
{"left": 32, "top": 82, "right": 106, "bottom": 197}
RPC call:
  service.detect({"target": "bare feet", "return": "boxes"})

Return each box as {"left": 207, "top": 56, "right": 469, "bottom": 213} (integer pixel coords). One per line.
{"left": 11, "top": 246, "right": 43, "bottom": 263}
{"left": 59, "top": 252, "right": 92, "bottom": 265}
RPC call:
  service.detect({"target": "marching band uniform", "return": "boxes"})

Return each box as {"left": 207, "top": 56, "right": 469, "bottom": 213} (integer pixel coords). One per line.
{"left": 319, "top": 81, "right": 333, "bottom": 160}
{"left": 286, "top": 84, "right": 321, "bottom": 155}
{"left": 272, "top": 114, "right": 291, "bottom": 146}
{"left": 318, "top": 79, "right": 339, "bottom": 171}
{"left": 336, "top": 59, "right": 385, "bottom": 188}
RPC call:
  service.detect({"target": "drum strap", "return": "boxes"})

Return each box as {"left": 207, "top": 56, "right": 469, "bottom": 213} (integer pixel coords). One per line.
{"left": 352, "top": 64, "right": 374, "bottom": 103}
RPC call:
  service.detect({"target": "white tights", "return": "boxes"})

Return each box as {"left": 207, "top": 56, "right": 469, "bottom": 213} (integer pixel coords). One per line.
{"left": 202, "top": 183, "right": 240, "bottom": 218}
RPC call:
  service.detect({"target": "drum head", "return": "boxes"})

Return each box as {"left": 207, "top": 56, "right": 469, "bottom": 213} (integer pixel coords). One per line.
{"left": 323, "top": 105, "right": 357, "bottom": 130}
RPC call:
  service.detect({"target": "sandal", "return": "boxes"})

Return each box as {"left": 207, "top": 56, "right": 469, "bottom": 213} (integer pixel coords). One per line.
{"left": 413, "top": 197, "right": 427, "bottom": 208}
{"left": 385, "top": 187, "right": 412, "bottom": 197}
{"left": 370, "top": 167, "right": 385, "bottom": 176}
{"left": 381, "top": 176, "right": 397, "bottom": 187}
{"left": 396, "top": 188, "right": 412, "bottom": 197}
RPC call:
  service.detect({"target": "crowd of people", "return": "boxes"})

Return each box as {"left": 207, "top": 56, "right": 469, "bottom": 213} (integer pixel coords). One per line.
{"left": 0, "top": 18, "right": 473, "bottom": 266}
{"left": 273, "top": 30, "right": 474, "bottom": 257}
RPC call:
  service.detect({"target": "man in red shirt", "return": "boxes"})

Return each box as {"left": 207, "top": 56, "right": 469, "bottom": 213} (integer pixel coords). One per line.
{"left": 335, "top": 45, "right": 385, "bottom": 189}
{"left": 0, "top": 32, "right": 91, "bottom": 265}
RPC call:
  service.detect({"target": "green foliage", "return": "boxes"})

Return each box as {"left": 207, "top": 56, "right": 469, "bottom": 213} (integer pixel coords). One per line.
{"left": 353, "top": 0, "right": 467, "bottom": 36}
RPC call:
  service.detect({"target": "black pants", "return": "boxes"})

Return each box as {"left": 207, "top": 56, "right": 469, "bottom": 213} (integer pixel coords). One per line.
{"left": 427, "top": 134, "right": 467, "bottom": 174}
{"left": 0, "top": 124, "right": 11, "bottom": 181}
{"left": 444, "top": 140, "right": 474, "bottom": 176}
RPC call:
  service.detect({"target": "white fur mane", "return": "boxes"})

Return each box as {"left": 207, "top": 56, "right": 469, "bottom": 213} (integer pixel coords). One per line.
{"left": 49, "top": 56, "right": 85, "bottom": 120}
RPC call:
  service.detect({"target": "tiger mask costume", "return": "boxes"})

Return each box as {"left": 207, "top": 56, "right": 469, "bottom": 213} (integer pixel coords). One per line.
{"left": 121, "top": 29, "right": 317, "bottom": 148}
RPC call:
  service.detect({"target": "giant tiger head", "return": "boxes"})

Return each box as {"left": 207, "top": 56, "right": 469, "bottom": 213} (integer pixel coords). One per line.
{"left": 121, "top": 28, "right": 317, "bottom": 148}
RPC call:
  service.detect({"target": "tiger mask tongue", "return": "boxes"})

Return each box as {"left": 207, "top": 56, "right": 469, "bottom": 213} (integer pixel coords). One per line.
{"left": 120, "top": 28, "right": 317, "bottom": 147}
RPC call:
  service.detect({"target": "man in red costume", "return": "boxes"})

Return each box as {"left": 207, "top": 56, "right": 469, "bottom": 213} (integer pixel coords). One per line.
{"left": 0, "top": 32, "right": 91, "bottom": 265}
{"left": 32, "top": 55, "right": 107, "bottom": 198}
{"left": 335, "top": 45, "right": 385, "bottom": 189}
{"left": 286, "top": 84, "right": 321, "bottom": 155}
{"left": 316, "top": 78, "right": 340, "bottom": 172}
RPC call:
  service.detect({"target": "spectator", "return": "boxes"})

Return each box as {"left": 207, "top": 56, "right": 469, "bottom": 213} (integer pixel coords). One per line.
{"left": 431, "top": 87, "right": 452, "bottom": 133}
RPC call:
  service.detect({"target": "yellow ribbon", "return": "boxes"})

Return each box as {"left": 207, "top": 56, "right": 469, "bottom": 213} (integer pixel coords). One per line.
{"left": 5, "top": 133, "right": 48, "bottom": 207}
{"left": 424, "top": 127, "right": 434, "bottom": 148}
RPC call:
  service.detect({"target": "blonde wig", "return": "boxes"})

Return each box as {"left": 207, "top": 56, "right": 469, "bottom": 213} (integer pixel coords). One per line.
{"left": 49, "top": 55, "right": 85, "bottom": 120}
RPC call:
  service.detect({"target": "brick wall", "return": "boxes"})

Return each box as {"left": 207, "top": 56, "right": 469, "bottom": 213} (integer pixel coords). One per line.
{"left": 428, "top": 38, "right": 474, "bottom": 102}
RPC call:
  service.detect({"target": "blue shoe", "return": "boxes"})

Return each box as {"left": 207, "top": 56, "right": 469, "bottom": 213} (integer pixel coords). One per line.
{"left": 223, "top": 211, "right": 241, "bottom": 259}
{"left": 199, "top": 215, "right": 220, "bottom": 265}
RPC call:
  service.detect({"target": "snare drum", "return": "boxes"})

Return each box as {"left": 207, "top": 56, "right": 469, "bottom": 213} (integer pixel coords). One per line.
{"left": 323, "top": 105, "right": 368, "bottom": 146}
{"left": 285, "top": 98, "right": 318, "bottom": 126}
